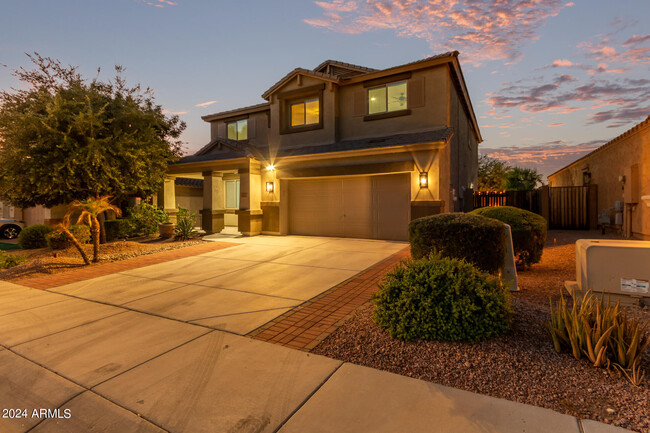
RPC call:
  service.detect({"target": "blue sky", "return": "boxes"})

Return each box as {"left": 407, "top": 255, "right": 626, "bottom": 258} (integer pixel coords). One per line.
{"left": 1, "top": 0, "right": 648, "bottom": 177}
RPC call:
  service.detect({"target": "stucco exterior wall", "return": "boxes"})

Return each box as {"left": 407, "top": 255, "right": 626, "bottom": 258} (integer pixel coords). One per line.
{"left": 338, "top": 66, "right": 449, "bottom": 140}
{"left": 175, "top": 185, "right": 204, "bottom": 227}
{"left": 548, "top": 119, "right": 649, "bottom": 239}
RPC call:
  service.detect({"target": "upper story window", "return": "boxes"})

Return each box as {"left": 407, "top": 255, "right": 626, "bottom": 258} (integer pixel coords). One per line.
{"left": 290, "top": 98, "right": 319, "bottom": 127}
{"left": 227, "top": 119, "right": 248, "bottom": 140}
{"left": 368, "top": 81, "right": 407, "bottom": 115}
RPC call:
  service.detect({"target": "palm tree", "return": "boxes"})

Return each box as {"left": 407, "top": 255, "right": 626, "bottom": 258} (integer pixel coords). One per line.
{"left": 54, "top": 214, "right": 90, "bottom": 265}
{"left": 68, "top": 195, "right": 122, "bottom": 263}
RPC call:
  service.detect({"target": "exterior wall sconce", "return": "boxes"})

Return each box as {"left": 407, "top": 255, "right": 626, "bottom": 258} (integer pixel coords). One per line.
{"left": 582, "top": 172, "right": 591, "bottom": 186}
{"left": 266, "top": 181, "right": 274, "bottom": 193}
{"left": 266, "top": 164, "right": 275, "bottom": 171}
{"left": 419, "top": 172, "right": 428, "bottom": 188}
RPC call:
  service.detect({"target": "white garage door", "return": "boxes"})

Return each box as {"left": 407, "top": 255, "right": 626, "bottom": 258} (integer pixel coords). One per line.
{"left": 288, "top": 173, "right": 410, "bottom": 241}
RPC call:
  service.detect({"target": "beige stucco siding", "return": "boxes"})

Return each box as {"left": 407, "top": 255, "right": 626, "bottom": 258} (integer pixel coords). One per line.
{"left": 338, "top": 66, "right": 448, "bottom": 141}
{"left": 548, "top": 120, "right": 649, "bottom": 239}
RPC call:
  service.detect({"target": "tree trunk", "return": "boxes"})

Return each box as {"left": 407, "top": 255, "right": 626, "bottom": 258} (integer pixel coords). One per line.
{"left": 99, "top": 212, "right": 107, "bottom": 244}
{"left": 61, "top": 228, "right": 90, "bottom": 265}
{"left": 91, "top": 216, "right": 101, "bottom": 263}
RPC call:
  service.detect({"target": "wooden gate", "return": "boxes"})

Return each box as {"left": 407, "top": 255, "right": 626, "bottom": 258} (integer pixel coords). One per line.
{"left": 473, "top": 186, "right": 596, "bottom": 230}
{"left": 548, "top": 186, "right": 591, "bottom": 229}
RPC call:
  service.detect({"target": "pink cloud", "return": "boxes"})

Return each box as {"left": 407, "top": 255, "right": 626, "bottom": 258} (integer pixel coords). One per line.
{"left": 547, "top": 122, "right": 563, "bottom": 127}
{"left": 480, "top": 140, "right": 605, "bottom": 177}
{"left": 195, "top": 100, "right": 217, "bottom": 107}
{"left": 552, "top": 59, "right": 573, "bottom": 67}
{"left": 487, "top": 74, "right": 649, "bottom": 127}
{"left": 304, "top": 0, "right": 572, "bottom": 65}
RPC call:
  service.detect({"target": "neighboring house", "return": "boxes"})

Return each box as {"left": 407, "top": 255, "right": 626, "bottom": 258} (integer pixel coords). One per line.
{"left": 0, "top": 200, "right": 60, "bottom": 227}
{"left": 548, "top": 116, "right": 649, "bottom": 240}
{"left": 166, "top": 52, "right": 482, "bottom": 241}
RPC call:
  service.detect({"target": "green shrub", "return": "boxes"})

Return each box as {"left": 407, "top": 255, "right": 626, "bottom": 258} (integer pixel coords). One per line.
{"left": 174, "top": 207, "right": 197, "bottom": 241}
{"left": 409, "top": 213, "right": 507, "bottom": 274}
{"left": 46, "top": 225, "right": 91, "bottom": 250}
{"left": 17, "top": 224, "right": 53, "bottom": 249}
{"left": 0, "top": 250, "right": 28, "bottom": 269}
{"left": 373, "top": 254, "right": 513, "bottom": 342}
{"left": 104, "top": 219, "right": 129, "bottom": 241}
{"left": 471, "top": 206, "right": 547, "bottom": 268}
{"left": 123, "top": 202, "right": 169, "bottom": 236}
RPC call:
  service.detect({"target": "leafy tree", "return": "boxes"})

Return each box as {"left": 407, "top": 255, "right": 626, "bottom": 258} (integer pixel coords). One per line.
{"left": 477, "top": 154, "right": 511, "bottom": 191}
{"left": 0, "top": 53, "right": 185, "bottom": 208}
{"left": 504, "top": 167, "right": 543, "bottom": 191}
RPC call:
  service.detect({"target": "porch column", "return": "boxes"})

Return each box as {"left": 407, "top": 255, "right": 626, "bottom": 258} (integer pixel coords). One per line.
{"left": 201, "top": 171, "right": 225, "bottom": 234}
{"left": 163, "top": 176, "right": 178, "bottom": 223}
{"left": 237, "top": 159, "right": 263, "bottom": 236}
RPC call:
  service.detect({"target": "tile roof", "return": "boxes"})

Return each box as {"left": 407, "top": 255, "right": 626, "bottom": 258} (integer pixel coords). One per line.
{"left": 312, "top": 60, "right": 378, "bottom": 76}
{"left": 175, "top": 177, "right": 204, "bottom": 187}
{"left": 275, "top": 128, "right": 454, "bottom": 158}
{"left": 175, "top": 129, "right": 453, "bottom": 166}
{"left": 261, "top": 68, "right": 341, "bottom": 100}
{"left": 201, "top": 102, "right": 270, "bottom": 122}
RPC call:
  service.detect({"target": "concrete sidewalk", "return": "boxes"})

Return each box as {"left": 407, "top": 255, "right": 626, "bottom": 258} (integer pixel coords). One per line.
{"left": 0, "top": 280, "right": 631, "bottom": 433}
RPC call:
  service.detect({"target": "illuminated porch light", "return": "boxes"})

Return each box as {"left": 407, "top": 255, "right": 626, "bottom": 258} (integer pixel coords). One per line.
{"left": 266, "top": 181, "right": 274, "bottom": 193}
{"left": 419, "top": 172, "right": 428, "bottom": 189}
{"left": 266, "top": 164, "right": 275, "bottom": 171}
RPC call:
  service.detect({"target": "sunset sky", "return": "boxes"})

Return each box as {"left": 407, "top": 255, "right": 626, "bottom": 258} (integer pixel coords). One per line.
{"left": 1, "top": 0, "right": 648, "bottom": 178}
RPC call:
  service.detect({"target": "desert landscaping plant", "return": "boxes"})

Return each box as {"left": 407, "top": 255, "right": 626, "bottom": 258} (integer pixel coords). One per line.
{"left": 69, "top": 196, "right": 122, "bottom": 263}
{"left": 549, "top": 290, "right": 649, "bottom": 386}
{"left": 45, "top": 224, "right": 91, "bottom": 250}
{"left": 470, "top": 206, "right": 547, "bottom": 268}
{"left": 174, "top": 207, "right": 197, "bottom": 241}
{"left": 0, "top": 250, "right": 28, "bottom": 269}
{"left": 51, "top": 215, "right": 91, "bottom": 265}
{"left": 17, "top": 224, "right": 54, "bottom": 249}
{"left": 124, "top": 202, "right": 169, "bottom": 237}
{"left": 373, "top": 254, "right": 513, "bottom": 342}
{"left": 409, "top": 213, "right": 507, "bottom": 274}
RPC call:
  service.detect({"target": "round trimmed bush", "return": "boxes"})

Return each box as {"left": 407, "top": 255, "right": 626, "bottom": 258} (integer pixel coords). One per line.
{"left": 372, "top": 254, "right": 513, "bottom": 342}
{"left": 17, "top": 224, "right": 53, "bottom": 249}
{"left": 409, "top": 213, "right": 507, "bottom": 274}
{"left": 45, "top": 225, "right": 91, "bottom": 250}
{"left": 470, "top": 206, "right": 547, "bottom": 269}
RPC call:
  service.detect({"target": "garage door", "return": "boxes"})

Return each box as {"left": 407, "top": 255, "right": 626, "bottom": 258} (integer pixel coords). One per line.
{"left": 288, "top": 173, "right": 410, "bottom": 241}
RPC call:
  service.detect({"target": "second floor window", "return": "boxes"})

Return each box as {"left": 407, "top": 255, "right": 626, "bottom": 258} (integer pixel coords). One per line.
{"left": 290, "top": 98, "right": 319, "bottom": 127}
{"left": 368, "top": 81, "right": 407, "bottom": 115}
{"left": 227, "top": 119, "right": 248, "bottom": 140}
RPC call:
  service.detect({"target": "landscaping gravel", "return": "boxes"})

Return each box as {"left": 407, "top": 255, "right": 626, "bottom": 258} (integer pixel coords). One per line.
{"left": 313, "top": 230, "right": 650, "bottom": 433}
{"left": 0, "top": 237, "right": 205, "bottom": 281}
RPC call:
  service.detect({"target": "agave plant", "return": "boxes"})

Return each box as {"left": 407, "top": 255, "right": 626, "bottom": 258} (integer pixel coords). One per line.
{"left": 67, "top": 195, "right": 122, "bottom": 263}
{"left": 548, "top": 289, "right": 649, "bottom": 386}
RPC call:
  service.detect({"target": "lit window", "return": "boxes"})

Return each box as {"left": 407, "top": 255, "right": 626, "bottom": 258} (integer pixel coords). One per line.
{"left": 227, "top": 119, "right": 248, "bottom": 140}
{"left": 368, "top": 81, "right": 407, "bottom": 115}
{"left": 290, "top": 99, "right": 319, "bottom": 127}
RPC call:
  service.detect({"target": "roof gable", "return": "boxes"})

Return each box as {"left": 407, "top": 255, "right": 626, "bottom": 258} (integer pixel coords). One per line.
{"left": 261, "top": 68, "right": 340, "bottom": 100}
{"left": 312, "top": 60, "right": 377, "bottom": 78}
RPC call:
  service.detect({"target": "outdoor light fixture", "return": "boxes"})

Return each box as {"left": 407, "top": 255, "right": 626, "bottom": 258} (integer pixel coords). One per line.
{"left": 266, "top": 164, "right": 275, "bottom": 171}
{"left": 266, "top": 181, "right": 274, "bottom": 193}
{"left": 419, "top": 172, "right": 428, "bottom": 188}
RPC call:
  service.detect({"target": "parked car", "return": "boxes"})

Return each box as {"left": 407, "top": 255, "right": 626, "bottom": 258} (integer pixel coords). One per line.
{"left": 0, "top": 219, "right": 24, "bottom": 239}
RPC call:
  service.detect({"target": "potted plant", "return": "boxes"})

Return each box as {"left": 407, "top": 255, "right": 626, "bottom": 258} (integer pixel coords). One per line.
{"left": 158, "top": 210, "right": 174, "bottom": 239}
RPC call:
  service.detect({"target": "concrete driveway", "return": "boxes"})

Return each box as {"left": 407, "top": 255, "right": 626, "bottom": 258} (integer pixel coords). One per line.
{"left": 0, "top": 236, "right": 629, "bottom": 433}
{"left": 49, "top": 235, "right": 406, "bottom": 335}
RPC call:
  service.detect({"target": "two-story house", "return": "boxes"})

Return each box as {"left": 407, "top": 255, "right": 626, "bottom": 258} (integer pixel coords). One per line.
{"left": 164, "top": 51, "right": 482, "bottom": 241}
